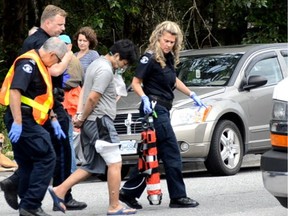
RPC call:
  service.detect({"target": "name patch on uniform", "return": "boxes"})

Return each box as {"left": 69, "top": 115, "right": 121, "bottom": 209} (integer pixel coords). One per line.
{"left": 140, "top": 56, "right": 149, "bottom": 64}
{"left": 22, "top": 64, "right": 33, "bottom": 73}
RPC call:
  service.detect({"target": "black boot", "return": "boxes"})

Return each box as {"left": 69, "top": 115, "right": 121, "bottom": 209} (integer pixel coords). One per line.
{"left": 119, "top": 190, "right": 143, "bottom": 209}
{"left": 0, "top": 178, "right": 19, "bottom": 210}
{"left": 169, "top": 197, "right": 199, "bottom": 208}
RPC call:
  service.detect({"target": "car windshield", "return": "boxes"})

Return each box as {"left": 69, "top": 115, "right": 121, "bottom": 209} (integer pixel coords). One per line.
{"left": 177, "top": 53, "right": 243, "bottom": 86}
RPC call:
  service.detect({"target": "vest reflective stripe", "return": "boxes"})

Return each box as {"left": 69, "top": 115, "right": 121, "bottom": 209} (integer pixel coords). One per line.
{"left": 0, "top": 50, "right": 54, "bottom": 125}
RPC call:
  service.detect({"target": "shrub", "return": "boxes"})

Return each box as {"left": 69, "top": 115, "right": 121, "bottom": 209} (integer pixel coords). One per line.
{"left": 0, "top": 104, "right": 11, "bottom": 154}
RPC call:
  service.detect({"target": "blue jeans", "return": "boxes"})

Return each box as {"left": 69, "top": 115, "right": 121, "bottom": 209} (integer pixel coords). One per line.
{"left": 68, "top": 115, "right": 77, "bottom": 173}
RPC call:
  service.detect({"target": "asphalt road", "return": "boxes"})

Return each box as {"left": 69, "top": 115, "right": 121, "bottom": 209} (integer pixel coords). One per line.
{"left": 0, "top": 155, "right": 287, "bottom": 216}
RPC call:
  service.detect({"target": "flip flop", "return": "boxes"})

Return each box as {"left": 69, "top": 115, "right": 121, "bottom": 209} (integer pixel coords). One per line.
{"left": 48, "top": 186, "right": 66, "bottom": 213}
{"left": 107, "top": 207, "right": 137, "bottom": 215}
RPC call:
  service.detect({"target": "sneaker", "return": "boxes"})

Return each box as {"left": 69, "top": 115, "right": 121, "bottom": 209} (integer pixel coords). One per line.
{"left": 169, "top": 197, "right": 199, "bottom": 208}
{"left": 0, "top": 178, "right": 19, "bottom": 210}
{"left": 119, "top": 190, "right": 143, "bottom": 209}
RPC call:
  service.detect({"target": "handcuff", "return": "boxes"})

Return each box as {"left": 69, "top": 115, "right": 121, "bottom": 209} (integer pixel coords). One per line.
{"left": 75, "top": 112, "right": 84, "bottom": 122}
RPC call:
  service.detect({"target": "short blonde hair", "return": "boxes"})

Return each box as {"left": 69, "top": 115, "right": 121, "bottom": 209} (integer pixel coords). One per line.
{"left": 40, "top": 5, "right": 67, "bottom": 24}
{"left": 147, "top": 21, "right": 183, "bottom": 68}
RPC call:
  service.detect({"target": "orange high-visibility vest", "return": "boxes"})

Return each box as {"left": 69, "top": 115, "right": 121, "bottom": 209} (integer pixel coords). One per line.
{"left": 0, "top": 50, "right": 54, "bottom": 125}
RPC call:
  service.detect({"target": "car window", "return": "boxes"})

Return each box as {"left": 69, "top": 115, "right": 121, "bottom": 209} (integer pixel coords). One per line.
{"left": 280, "top": 50, "right": 288, "bottom": 66}
{"left": 177, "top": 53, "right": 242, "bottom": 86}
{"left": 248, "top": 56, "right": 283, "bottom": 86}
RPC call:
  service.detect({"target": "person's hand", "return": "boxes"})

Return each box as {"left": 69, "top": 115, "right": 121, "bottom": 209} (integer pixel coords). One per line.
{"left": 8, "top": 122, "right": 22, "bottom": 143}
{"left": 73, "top": 113, "right": 84, "bottom": 128}
{"left": 141, "top": 95, "right": 152, "bottom": 114}
{"left": 73, "top": 116, "right": 84, "bottom": 128}
{"left": 190, "top": 92, "right": 206, "bottom": 107}
{"left": 51, "top": 119, "right": 66, "bottom": 140}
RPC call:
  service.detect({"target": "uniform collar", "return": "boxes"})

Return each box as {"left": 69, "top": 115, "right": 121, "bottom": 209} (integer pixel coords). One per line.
{"left": 37, "top": 27, "right": 51, "bottom": 38}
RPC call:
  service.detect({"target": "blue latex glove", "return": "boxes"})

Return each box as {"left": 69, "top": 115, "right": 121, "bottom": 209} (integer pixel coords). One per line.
{"left": 141, "top": 95, "right": 152, "bottom": 114}
{"left": 51, "top": 119, "right": 66, "bottom": 140}
{"left": 190, "top": 92, "right": 206, "bottom": 107}
{"left": 8, "top": 122, "right": 22, "bottom": 143}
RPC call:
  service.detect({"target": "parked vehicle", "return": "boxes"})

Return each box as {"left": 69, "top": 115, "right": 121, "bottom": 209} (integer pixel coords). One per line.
{"left": 115, "top": 43, "right": 288, "bottom": 177}
{"left": 260, "top": 77, "right": 288, "bottom": 208}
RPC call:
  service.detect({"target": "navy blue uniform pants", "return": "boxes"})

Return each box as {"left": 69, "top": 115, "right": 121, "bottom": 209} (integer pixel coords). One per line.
{"left": 121, "top": 104, "right": 187, "bottom": 200}
{"left": 4, "top": 110, "right": 56, "bottom": 209}
{"left": 6, "top": 103, "right": 73, "bottom": 203}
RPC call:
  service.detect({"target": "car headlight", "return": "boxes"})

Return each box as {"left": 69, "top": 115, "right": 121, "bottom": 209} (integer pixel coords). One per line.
{"left": 270, "top": 100, "right": 288, "bottom": 135}
{"left": 171, "top": 105, "right": 211, "bottom": 126}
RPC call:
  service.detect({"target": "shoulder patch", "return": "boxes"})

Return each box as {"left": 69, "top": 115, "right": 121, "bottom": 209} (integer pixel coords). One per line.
{"left": 22, "top": 64, "right": 33, "bottom": 73}
{"left": 140, "top": 56, "right": 149, "bottom": 64}
{"left": 29, "top": 59, "right": 36, "bottom": 65}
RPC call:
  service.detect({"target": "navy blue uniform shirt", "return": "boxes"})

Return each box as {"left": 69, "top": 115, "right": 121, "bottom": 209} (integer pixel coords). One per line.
{"left": 11, "top": 58, "right": 46, "bottom": 99}
{"left": 20, "top": 27, "right": 63, "bottom": 91}
{"left": 135, "top": 51, "right": 176, "bottom": 101}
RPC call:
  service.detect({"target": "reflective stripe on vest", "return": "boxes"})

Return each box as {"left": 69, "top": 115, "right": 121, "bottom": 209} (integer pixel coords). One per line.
{"left": 0, "top": 50, "right": 54, "bottom": 125}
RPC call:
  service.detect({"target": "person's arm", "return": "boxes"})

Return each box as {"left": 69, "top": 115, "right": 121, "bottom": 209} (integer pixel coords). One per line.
{"left": 175, "top": 77, "right": 193, "bottom": 96}
{"left": 73, "top": 90, "right": 101, "bottom": 128}
{"left": 176, "top": 77, "right": 205, "bottom": 107}
{"left": 9, "top": 89, "right": 22, "bottom": 124}
{"left": 48, "top": 51, "right": 73, "bottom": 77}
{"left": 76, "top": 87, "right": 84, "bottom": 113}
{"left": 131, "top": 77, "right": 145, "bottom": 97}
{"left": 132, "top": 76, "right": 153, "bottom": 114}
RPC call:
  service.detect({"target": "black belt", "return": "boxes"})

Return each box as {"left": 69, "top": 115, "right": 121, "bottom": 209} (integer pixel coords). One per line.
{"left": 148, "top": 95, "right": 173, "bottom": 110}
{"left": 21, "top": 105, "right": 32, "bottom": 115}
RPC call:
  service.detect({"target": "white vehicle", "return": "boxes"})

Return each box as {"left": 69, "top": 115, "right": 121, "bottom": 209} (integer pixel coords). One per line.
{"left": 261, "top": 77, "right": 288, "bottom": 208}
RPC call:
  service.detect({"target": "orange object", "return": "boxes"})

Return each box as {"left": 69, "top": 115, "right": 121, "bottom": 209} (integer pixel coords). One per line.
{"left": 62, "top": 86, "right": 81, "bottom": 116}
{"left": 138, "top": 126, "right": 162, "bottom": 205}
{"left": 270, "top": 133, "right": 288, "bottom": 148}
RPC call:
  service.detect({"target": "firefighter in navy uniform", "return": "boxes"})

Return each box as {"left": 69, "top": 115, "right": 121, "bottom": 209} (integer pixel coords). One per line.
{"left": 120, "top": 21, "right": 205, "bottom": 209}
{"left": 0, "top": 5, "right": 87, "bottom": 212}
{"left": 0, "top": 37, "right": 67, "bottom": 216}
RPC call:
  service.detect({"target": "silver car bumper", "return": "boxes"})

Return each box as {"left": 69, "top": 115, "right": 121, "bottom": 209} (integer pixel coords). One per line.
{"left": 262, "top": 171, "right": 288, "bottom": 198}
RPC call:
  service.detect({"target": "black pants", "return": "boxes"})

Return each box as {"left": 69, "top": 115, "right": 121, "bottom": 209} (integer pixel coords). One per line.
{"left": 121, "top": 104, "right": 187, "bottom": 200}
{"left": 6, "top": 103, "right": 73, "bottom": 203}
{"left": 4, "top": 110, "right": 56, "bottom": 209}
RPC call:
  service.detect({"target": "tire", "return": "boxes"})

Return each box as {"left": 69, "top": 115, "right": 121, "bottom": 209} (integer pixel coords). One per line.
{"left": 97, "top": 165, "right": 131, "bottom": 181}
{"left": 204, "top": 120, "right": 243, "bottom": 176}
{"left": 276, "top": 197, "right": 288, "bottom": 208}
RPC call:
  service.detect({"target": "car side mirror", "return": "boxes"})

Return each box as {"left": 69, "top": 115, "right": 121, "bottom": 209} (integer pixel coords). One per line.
{"left": 242, "top": 75, "right": 268, "bottom": 91}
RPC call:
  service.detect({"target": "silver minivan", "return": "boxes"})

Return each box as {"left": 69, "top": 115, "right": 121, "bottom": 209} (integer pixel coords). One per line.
{"left": 115, "top": 43, "right": 288, "bottom": 177}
